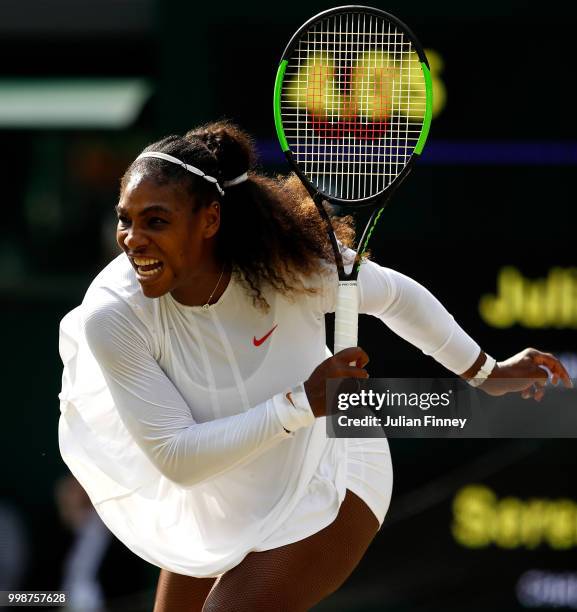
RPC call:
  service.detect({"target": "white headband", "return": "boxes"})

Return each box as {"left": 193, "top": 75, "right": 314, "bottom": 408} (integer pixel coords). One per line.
{"left": 136, "top": 151, "right": 249, "bottom": 195}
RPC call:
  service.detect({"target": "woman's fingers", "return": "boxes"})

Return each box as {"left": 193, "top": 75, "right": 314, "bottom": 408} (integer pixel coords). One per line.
{"left": 304, "top": 348, "right": 371, "bottom": 417}
{"left": 521, "top": 363, "right": 554, "bottom": 401}
{"left": 521, "top": 379, "right": 535, "bottom": 399}
{"left": 338, "top": 366, "right": 369, "bottom": 379}
{"left": 521, "top": 384, "right": 544, "bottom": 401}
{"left": 485, "top": 348, "right": 572, "bottom": 400}
{"left": 520, "top": 351, "right": 571, "bottom": 400}
{"left": 552, "top": 373, "right": 559, "bottom": 386}
{"left": 333, "top": 347, "right": 370, "bottom": 371}
{"left": 530, "top": 351, "right": 573, "bottom": 388}
{"left": 334, "top": 347, "right": 369, "bottom": 368}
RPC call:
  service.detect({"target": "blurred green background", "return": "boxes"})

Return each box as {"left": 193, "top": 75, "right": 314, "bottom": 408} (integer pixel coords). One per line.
{"left": 2, "top": 0, "right": 576, "bottom": 610}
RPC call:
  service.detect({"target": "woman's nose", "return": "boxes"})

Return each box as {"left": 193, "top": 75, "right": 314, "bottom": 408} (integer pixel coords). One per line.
{"left": 123, "top": 227, "right": 149, "bottom": 250}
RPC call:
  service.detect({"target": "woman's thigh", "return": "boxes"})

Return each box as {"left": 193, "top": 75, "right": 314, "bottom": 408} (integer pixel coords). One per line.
{"left": 202, "top": 489, "right": 380, "bottom": 612}
{"left": 153, "top": 568, "right": 217, "bottom": 612}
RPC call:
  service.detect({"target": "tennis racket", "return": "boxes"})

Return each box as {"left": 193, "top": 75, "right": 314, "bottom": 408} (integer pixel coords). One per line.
{"left": 273, "top": 5, "right": 433, "bottom": 353}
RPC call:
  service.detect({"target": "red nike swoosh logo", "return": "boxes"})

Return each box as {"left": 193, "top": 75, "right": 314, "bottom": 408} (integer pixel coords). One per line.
{"left": 253, "top": 324, "right": 278, "bottom": 347}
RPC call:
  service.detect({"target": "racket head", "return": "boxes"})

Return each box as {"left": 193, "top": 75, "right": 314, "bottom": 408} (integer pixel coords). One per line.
{"left": 274, "top": 5, "right": 433, "bottom": 208}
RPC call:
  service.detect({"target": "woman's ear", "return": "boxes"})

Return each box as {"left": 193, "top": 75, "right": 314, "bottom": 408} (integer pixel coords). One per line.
{"left": 202, "top": 201, "right": 221, "bottom": 239}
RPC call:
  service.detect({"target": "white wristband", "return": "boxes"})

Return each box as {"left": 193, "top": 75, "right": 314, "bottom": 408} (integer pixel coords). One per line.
{"left": 468, "top": 354, "right": 497, "bottom": 387}
{"left": 275, "top": 383, "right": 315, "bottom": 433}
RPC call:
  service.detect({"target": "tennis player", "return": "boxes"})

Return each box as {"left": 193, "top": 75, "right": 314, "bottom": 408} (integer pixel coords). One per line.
{"left": 58, "top": 121, "right": 571, "bottom": 611}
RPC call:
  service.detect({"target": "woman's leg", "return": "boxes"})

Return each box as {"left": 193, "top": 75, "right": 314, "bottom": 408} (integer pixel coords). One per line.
{"left": 153, "top": 569, "right": 218, "bottom": 612}
{"left": 202, "top": 489, "right": 380, "bottom": 612}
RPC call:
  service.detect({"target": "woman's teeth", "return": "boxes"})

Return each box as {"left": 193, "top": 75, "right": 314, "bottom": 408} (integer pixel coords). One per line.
{"left": 133, "top": 257, "right": 163, "bottom": 277}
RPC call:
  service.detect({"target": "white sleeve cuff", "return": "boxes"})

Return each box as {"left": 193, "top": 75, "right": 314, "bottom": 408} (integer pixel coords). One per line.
{"left": 273, "top": 383, "right": 316, "bottom": 433}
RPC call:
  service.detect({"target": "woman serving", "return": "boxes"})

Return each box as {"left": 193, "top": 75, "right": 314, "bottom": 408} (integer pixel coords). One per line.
{"left": 58, "top": 121, "right": 571, "bottom": 611}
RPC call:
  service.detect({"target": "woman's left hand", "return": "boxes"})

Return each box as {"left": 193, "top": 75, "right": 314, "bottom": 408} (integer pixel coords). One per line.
{"left": 481, "top": 348, "right": 573, "bottom": 400}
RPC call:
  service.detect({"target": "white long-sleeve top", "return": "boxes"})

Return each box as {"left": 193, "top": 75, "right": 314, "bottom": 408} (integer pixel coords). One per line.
{"left": 58, "top": 253, "right": 479, "bottom": 577}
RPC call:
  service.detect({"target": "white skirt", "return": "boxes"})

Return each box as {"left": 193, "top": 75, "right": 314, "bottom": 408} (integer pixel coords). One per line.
{"left": 252, "top": 437, "right": 393, "bottom": 554}
{"left": 345, "top": 437, "right": 393, "bottom": 526}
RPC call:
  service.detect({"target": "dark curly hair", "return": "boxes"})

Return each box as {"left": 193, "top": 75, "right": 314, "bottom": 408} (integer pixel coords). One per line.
{"left": 121, "top": 120, "right": 354, "bottom": 310}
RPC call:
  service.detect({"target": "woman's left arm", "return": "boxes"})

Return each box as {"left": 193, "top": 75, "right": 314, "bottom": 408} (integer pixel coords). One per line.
{"left": 357, "top": 260, "right": 572, "bottom": 399}
{"left": 357, "top": 260, "right": 481, "bottom": 374}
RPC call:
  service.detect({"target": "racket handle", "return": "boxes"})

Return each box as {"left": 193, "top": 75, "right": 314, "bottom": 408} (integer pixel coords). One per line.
{"left": 334, "top": 280, "right": 359, "bottom": 354}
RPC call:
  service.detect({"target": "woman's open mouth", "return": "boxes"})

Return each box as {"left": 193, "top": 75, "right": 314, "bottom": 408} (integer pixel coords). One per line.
{"left": 132, "top": 257, "right": 164, "bottom": 280}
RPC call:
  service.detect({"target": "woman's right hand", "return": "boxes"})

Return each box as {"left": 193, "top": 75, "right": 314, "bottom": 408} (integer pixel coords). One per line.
{"left": 304, "top": 347, "right": 370, "bottom": 417}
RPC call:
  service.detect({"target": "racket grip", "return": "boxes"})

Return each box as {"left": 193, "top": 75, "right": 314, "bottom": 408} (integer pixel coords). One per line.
{"left": 334, "top": 280, "right": 359, "bottom": 354}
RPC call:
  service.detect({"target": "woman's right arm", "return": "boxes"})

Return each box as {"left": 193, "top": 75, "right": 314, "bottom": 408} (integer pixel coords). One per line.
{"left": 83, "top": 298, "right": 316, "bottom": 488}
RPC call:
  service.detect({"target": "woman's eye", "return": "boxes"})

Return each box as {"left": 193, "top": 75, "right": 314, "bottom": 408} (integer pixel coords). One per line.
{"left": 116, "top": 216, "right": 166, "bottom": 228}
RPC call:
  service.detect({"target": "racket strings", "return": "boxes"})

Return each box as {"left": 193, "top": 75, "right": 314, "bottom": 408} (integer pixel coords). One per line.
{"left": 282, "top": 11, "right": 426, "bottom": 201}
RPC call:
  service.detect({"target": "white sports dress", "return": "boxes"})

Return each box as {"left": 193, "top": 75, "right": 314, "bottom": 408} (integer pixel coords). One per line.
{"left": 58, "top": 253, "right": 479, "bottom": 578}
